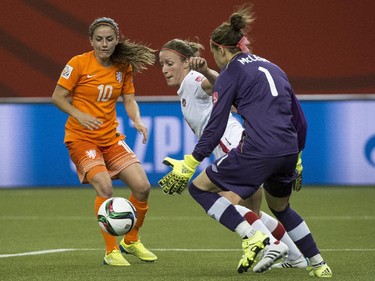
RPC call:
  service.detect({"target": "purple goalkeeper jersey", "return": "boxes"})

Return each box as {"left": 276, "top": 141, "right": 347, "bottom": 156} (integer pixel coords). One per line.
{"left": 192, "top": 53, "right": 307, "bottom": 162}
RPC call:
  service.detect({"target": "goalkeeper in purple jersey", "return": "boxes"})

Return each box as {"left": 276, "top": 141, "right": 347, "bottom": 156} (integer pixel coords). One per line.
{"left": 159, "top": 3, "right": 332, "bottom": 278}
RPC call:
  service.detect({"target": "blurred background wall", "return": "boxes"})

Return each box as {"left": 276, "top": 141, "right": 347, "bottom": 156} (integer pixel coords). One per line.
{"left": 0, "top": 0, "right": 374, "bottom": 187}
{"left": 1, "top": 0, "right": 374, "bottom": 98}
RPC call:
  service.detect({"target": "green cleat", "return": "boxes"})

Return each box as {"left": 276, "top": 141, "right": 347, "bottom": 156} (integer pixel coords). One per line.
{"left": 237, "top": 231, "right": 270, "bottom": 273}
{"left": 309, "top": 263, "right": 332, "bottom": 278}
{"left": 119, "top": 238, "right": 157, "bottom": 262}
{"left": 103, "top": 249, "right": 130, "bottom": 266}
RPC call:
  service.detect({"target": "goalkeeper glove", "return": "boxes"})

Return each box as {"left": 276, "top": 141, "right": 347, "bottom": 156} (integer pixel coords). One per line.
{"left": 158, "top": 155, "right": 200, "bottom": 195}
{"left": 293, "top": 152, "right": 303, "bottom": 192}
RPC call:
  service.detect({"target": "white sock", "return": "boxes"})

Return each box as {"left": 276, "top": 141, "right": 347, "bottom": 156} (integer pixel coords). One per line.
{"left": 235, "top": 205, "right": 276, "bottom": 243}
{"left": 310, "top": 254, "right": 324, "bottom": 267}
{"left": 235, "top": 220, "right": 256, "bottom": 238}
{"left": 260, "top": 211, "right": 303, "bottom": 261}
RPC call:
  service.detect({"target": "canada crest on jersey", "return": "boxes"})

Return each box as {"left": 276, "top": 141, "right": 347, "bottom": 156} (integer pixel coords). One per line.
{"left": 116, "top": 71, "right": 123, "bottom": 83}
{"left": 195, "top": 75, "right": 204, "bottom": 82}
{"left": 212, "top": 91, "right": 218, "bottom": 105}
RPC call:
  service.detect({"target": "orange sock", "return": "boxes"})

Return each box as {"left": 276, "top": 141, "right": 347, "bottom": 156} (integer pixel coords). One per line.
{"left": 125, "top": 194, "right": 148, "bottom": 244}
{"left": 94, "top": 196, "right": 119, "bottom": 254}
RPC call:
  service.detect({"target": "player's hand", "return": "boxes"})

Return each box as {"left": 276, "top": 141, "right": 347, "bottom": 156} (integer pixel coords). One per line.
{"left": 158, "top": 155, "right": 200, "bottom": 195}
{"left": 133, "top": 121, "right": 148, "bottom": 144}
{"left": 293, "top": 152, "right": 303, "bottom": 192}
{"left": 75, "top": 111, "right": 103, "bottom": 130}
{"left": 189, "top": 57, "right": 208, "bottom": 74}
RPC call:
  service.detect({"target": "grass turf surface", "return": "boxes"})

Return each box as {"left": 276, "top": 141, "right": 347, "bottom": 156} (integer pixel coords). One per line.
{"left": 0, "top": 186, "right": 374, "bottom": 280}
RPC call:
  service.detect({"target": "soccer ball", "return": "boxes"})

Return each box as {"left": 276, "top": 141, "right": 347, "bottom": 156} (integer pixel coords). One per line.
{"left": 97, "top": 197, "right": 137, "bottom": 236}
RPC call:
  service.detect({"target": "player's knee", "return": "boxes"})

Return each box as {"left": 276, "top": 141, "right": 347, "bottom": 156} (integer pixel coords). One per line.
{"left": 96, "top": 186, "right": 113, "bottom": 198}
{"left": 91, "top": 176, "right": 113, "bottom": 197}
{"left": 269, "top": 203, "right": 290, "bottom": 215}
{"left": 130, "top": 181, "right": 151, "bottom": 201}
{"left": 188, "top": 182, "right": 205, "bottom": 198}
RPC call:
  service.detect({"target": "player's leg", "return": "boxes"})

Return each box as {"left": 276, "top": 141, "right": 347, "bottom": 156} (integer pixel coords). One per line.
{"left": 236, "top": 186, "right": 307, "bottom": 269}
{"left": 107, "top": 141, "right": 155, "bottom": 263}
{"left": 264, "top": 159, "right": 332, "bottom": 277}
{"left": 117, "top": 162, "right": 150, "bottom": 241}
{"left": 238, "top": 187, "right": 262, "bottom": 215}
{"left": 222, "top": 187, "right": 300, "bottom": 270}
{"left": 190, "top": 170, "right": 287, "bottom": 274}
{"left": 90, "top": 170, "right": 130, "bottom": 266}
{"left": 259, "top": 211, "right": 309, "bottom": 268}
{"left": 117, "top": 162, "right": 157, "bottom": 262}
{"left": 234, "top": 205, "right": 278, "bottom": 243}
{"left": 67, "top": 141, "right": 129, "bottom": 266}
{"left": 232, "top": 195, "right": 307, "bottom": 270}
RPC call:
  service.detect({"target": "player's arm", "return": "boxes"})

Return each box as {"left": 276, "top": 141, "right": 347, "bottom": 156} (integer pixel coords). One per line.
{"left": 200, "top": 69, "right": 219, "bottom": 96}
{"left": 122, "top": 93, "right": 148, "bottom": 144}
{"left": 189, "top": 56, "right": 219, "bottom": 95}
{"left": 51, "top": 84, "right": 102, "bottom": 130}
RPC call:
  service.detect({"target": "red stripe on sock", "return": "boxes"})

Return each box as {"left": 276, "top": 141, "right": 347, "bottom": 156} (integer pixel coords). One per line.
{"left": 272, "top": 222, "right": 286, "bottom": 240}
{"left": 244, "top": 211, "right": 260, "bottom": 224}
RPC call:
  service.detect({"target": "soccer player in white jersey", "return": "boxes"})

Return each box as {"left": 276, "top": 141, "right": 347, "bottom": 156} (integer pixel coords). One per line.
{"left": 159, "top": 38, "right": 308, "bottom": 270}
{"left": 159, "top": 4, "right": 332, "bottom": 277}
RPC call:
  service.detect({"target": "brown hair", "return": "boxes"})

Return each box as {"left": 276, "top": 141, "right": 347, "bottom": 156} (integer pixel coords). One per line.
{"left": 89, "top": 17, "right": 156, "bottom": 73}
{"left": 161, "top": 39, "right": 204, "bottom": 61}
{"left": 210, "top": 3, "right": 255, "bottom": 53}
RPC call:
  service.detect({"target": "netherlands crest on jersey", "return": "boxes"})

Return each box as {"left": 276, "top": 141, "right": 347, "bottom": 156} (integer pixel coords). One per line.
{"left": 116, "top": 71, "right": 123, "bottom": 83}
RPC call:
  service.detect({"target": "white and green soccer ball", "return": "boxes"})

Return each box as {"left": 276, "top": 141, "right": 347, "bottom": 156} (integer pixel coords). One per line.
{"left": 97, "top": 197, "right": 137, "bottom": 236}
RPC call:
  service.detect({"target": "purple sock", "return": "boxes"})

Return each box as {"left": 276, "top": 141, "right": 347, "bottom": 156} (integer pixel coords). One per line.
{"left": 270, "top": 204, "right": 320, "bottom": 258}
{"left": 189, "top": 183, "right": 244, "bottom": 231}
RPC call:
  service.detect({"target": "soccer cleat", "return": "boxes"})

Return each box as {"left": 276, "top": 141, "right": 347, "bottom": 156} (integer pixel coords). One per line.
{"left": 103, "top": 249, "right": 130, "bottom": 266}
{"left": 253, "top": 240, "right": 289, "bottom": 273}
{"left": 309, "top": 263, "right": 332, "bottom": 278}
{"left": 119, "top": 238, "right": 157, "bottom": 262}
{"left": 237, "top": 231, "right": 270, "bottom": 273}
{"left": 253, "top": 248, "right": 265, "bottom": 265}
{"left": 271, "top": 255, "right": 310, "bottom": 269}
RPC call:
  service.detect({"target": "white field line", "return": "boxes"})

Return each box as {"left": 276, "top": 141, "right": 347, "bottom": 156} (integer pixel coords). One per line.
{"left": 0, "top": 248, "right": 374, "bottom": 258}
{"left": 0, "top": 249, "right": 77, "bottom": 258}
{"left": 1, "top": 216, "right": 375, "bottom": 221}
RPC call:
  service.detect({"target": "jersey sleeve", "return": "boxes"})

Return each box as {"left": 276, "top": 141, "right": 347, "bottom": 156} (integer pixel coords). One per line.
{"left": 57, "top": 56, "right": 80, "bottom": 91}
{"left": 291, "top": 91, "right": 307, "bottom": 151}
{"left": 192, "top": 74, "right": 235, "bottom": 161}
{"left": 122, "top": 65, "right": 135, "bottom": 95}
{"left": 195, "top": 75, "right": 208, "bottom": 99}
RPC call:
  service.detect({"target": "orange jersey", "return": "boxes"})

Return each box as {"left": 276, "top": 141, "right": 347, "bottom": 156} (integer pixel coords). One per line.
{"left": 57, "top": 51, "right": 135, "bottom": 146}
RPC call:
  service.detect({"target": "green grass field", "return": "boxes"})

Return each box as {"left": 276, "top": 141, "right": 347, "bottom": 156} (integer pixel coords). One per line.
{"left": 0, "top": 186, "right": 374, "bottom": 281}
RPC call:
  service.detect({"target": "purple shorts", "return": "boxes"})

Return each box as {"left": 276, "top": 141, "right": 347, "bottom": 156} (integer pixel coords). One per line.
{"left": 205, "top": 148, "right": 298, "bottom": 199}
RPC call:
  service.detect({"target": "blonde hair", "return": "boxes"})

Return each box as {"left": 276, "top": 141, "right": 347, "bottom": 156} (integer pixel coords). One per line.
{"left": 89, "top": 17, "right": 156, "bottom": 73}
{"left": 210, "top": 3, "right": 255, "bottom": 53}
{"left": 161, "top": 38, "right": 204, "bottom": 61}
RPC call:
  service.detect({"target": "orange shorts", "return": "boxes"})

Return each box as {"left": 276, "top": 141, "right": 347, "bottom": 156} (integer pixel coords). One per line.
{"left": 66, "top": 140, "right": 140, "bottom": 184}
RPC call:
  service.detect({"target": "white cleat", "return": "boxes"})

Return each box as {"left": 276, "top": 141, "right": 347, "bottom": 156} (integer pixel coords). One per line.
{"left": 253, "top": 241, "right": 288, "bottom": 273}
{"left": 271, "top": 255, "right": 310, "bottom": 269}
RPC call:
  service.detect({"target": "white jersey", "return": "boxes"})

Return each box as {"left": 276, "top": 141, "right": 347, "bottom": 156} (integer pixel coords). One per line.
{"left": 178, "top": 70, "right": 244, "bottom": 159}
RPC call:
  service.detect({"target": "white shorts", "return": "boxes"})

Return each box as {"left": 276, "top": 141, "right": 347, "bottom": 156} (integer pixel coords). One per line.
{"left": 213, "top": 115, "right": 244, "bottom": 159}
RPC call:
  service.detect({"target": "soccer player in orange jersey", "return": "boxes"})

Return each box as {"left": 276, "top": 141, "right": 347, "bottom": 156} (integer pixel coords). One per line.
{"left": 52, "top": 17, "right": 157, "bottom": 266}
